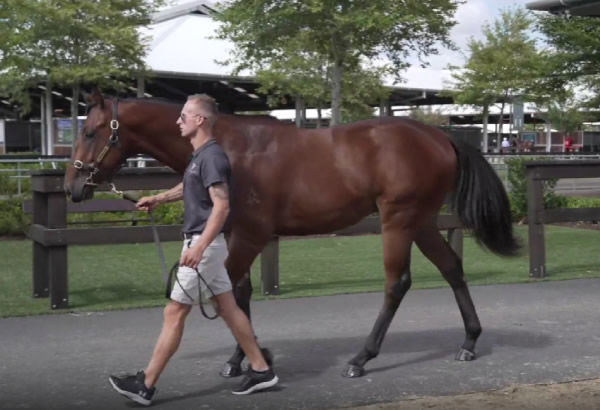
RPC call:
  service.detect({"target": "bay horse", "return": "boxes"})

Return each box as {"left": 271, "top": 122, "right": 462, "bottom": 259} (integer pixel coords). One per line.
{"left": 64, "top": 90, "right": 519, "bottom": 378}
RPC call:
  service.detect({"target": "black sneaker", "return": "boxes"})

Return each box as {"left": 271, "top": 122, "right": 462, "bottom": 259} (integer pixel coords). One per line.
{"left": 232, "top": 368, "right": 279, "bottom": 395}
{"left": 108, "top": 370, "right": 156, "bottom": 406}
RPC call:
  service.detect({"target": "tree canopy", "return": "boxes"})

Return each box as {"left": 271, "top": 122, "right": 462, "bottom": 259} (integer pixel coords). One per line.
{"left": 0, "top": 0, "right": 164, "bottom": 114}
{"left": 447, "top": 7, "right": 546, "bottom": 150}
{"left": 216, "top": 0, "right": 461, "bottom": 125}
{"left": 537, "top": 14, "right": 600, "bottom": 110}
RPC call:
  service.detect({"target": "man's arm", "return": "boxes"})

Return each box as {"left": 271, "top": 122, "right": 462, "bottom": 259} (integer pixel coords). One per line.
{"left": 180, "top": 182, "right": 230, "bottom": 267}
{"left": 136, "top": 182, "right": 184, "bottom": 212}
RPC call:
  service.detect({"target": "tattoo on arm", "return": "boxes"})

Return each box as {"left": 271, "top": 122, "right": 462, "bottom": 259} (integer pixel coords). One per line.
{"left": 209, "top": 183, "right": 229, "bottom": 203}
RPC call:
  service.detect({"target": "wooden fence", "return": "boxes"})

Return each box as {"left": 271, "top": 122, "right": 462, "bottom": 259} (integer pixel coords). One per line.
{"left": 526, "top": 160, "right": 600, "bottom": 278}
{"left": 28, "top": 168, "right": 464, "bottom": 310}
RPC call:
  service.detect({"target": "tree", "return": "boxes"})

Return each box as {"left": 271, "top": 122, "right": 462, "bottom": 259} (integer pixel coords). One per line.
{"left": 447, "top": 7, "right": 544, "bottom": 151}
{"left": 537, "top": 93, "right": 586, "bottom": 136}
{"left": 536, "top": 14, "right": 600, "bottom": 108}
{"left": 216, "top": 0, "right": 460, "bottom": 126}
{"left": 255, "top": 50, "right": 390, "bottom": 125}
{"left": 0, "top": 0, "right": 164, "bottom": 152}
{"left": 408, "top": 106, "right": 448, "bottom": 127}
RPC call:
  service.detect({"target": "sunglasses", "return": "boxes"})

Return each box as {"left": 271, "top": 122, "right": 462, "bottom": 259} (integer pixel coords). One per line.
{"left": 179, "top": 112, "right": 204, "bottom": 122}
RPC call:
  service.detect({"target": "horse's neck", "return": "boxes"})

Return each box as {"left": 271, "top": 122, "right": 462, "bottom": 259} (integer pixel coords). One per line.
{"left": 124, "top": 103, "right": 191, "bottom": 174}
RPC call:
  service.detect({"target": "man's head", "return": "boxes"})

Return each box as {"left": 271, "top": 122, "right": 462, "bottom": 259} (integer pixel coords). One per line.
{"left": 176, "top": 94, "right": 218, "bottom": 138}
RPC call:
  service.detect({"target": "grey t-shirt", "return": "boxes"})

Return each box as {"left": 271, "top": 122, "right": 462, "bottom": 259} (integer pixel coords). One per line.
{"left": 182, "top": 139, "right": 231, "bottom": 235}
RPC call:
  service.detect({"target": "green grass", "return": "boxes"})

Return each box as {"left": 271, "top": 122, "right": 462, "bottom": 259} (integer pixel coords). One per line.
{"left": 2, "top": 225, "right": 600, "bottom": 317}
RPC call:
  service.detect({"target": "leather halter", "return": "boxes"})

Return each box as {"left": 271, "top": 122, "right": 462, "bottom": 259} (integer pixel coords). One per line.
{"left": 72, "top": 99, "right": 120, "bottom": 186}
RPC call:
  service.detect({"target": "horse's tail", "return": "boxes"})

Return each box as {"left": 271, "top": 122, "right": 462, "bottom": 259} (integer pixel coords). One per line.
{"left": 449, "top": 139, "right": 520, "bottom": 256}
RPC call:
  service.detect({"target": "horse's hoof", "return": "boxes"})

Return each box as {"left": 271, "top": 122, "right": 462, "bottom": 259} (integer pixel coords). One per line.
{"left": 220, "top": 362, "right": 242, "bottom": 378}
{"left": 342, "top": 364, "right": 365, "bottom": 378}
{"left": 261, "top": 347, "right": 274, "bottom": 367}
{"left": 455, "top": 348, "right": 476, "bottom": 361}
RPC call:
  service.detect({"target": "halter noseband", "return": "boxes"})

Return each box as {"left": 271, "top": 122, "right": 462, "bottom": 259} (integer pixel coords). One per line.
{"left": 72, "top": 99, "right": 120, "bottom": 186}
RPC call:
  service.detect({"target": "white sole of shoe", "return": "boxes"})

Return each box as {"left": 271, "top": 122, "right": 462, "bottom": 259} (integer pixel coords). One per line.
{"left": 108, "top": 377, "right": 152, "bottom": 406}
{"left": 231, "top": 375, "right": 279, "bottom": 395}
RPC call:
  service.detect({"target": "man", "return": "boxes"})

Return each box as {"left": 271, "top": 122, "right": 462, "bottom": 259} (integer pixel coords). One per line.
{"left": 108, "top": 94, "right": 278, "bottom": 406}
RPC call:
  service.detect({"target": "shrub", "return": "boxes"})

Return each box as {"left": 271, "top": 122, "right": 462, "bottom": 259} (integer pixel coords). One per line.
{"left": 506, "top": 157, "right": 568, "bottom": 220}
{"left": 0, "top": 198, "right": 28, "bottom": 236}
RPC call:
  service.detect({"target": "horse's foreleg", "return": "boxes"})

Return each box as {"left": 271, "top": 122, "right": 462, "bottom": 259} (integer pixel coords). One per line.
{"left": 220, "top": 273, "right": 253, "bottom": 378}
{"left": 343, "top": 222, "right": 413, "bottom": 378}
{"left": 415, "top": 223, "right": 481, "bottom": 361}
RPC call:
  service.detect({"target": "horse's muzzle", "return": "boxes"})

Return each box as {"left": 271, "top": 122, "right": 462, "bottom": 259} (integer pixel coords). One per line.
{"left": 65, "top": 176, "right": 95, "bottom": 202}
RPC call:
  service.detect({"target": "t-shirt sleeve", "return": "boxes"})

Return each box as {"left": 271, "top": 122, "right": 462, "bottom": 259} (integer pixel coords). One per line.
{"left": 201, "top": 150, "right": 230, "bottom": 188}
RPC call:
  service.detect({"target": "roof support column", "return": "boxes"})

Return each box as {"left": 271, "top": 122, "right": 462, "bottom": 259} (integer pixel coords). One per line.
{"left": 137, "top": 75, "right": 145, "bottom": 98}
{"left": 295, "top": 95, "right": 306, "bottom": 127}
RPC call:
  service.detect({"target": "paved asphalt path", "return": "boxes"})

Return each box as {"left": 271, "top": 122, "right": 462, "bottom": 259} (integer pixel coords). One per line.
{"left": 2, "top": 279, "right": 600, "bottom": 410}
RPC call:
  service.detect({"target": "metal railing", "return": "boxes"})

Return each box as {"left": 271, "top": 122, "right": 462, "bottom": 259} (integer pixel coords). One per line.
{"left": 0, "top": 156, "right": 156, "bottom": 195}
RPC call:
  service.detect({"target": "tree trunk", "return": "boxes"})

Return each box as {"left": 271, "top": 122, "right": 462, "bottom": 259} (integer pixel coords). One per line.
{"left": 482, "top": 105, "right": 489, "bottom": 153}
{"left": 71, "top": 83, "right": 80, "bottom": 150}
{"left": 295, "top": 95, "right": 305, "bottom": 128}
{"left": 330, "top": 61, "right": 342, "bottom": 127}
{"left": 497, "top": 100, "right": 505, "bottom": 151}
{"left": 316, "top": 105, "right": 322, "bottom": 128}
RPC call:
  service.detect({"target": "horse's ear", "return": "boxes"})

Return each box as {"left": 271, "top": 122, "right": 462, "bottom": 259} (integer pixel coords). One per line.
{"left": 86, "top": 87, "right": 104, "bottom": 109}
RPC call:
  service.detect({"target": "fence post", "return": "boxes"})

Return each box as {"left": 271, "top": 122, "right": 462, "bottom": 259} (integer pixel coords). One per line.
{"left": 32, "top": 189, "right": 49, "bottom": 298}
{"left": 260, "top": 238, "right": 280, "bottom": 295}
{"left": 31, "top": 171, "right": 69, "bottom": 308}
{"left": 527, "top": 167, "right": 546, "bottom": 278}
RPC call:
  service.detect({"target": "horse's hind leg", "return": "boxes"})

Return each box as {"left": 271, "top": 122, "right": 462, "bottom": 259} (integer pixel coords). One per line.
{"left": 343, "top": 217, "right": 414, "bottom": 378}
{"left": 414, "top": 221, "right": 481, "bottom": 361}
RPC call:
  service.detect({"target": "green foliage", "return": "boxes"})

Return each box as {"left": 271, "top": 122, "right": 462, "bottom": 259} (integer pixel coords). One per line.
{"left": 536, "top": 14, "right": 600, "bottom": 108}
{"left": 506, "top": 157, "right": 567, "bottom": 220}
{"left": 0, "top": 199, "right": 28, "bottom": 236}
{"left": 0, "top": 0, "right": 165, "bottom": 113}
{"left": 408, "top": 107, "right": 449, "bottom": 126}
{"left": 216, "top": 0, "right": 460, "bottom": 125}
{"left": 563, "top": 196, "right": 600, "bottom": 209}
{"left": 151, "top": 201, "right": 184, "bottom": 225}
{"left": 447, "top": 7, "right": 548, "bottom": 152}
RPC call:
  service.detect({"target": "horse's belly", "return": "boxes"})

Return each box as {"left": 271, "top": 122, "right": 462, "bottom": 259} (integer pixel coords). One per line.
{"left": 276, "top": 198, "right": 376, "bottom": 236}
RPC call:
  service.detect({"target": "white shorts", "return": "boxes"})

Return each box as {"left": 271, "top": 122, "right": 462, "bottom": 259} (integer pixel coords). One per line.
{"left": 170, "top": 233, "right": 232, "bottom": 305}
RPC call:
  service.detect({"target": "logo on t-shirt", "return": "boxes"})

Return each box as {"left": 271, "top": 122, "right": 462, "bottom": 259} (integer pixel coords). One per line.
{"left": 189, "top": 162, "right": 199, "bottom": 175}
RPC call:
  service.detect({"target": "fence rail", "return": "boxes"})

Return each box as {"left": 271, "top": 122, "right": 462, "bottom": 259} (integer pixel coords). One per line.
{"left": 28, "top": 168, "right": 464, "bottom": 310}
{"left": 526, "top": 160, "right": 600, "bottom": 278}
{"left": 0, "top": 156, "right": 156, "bottom": 195}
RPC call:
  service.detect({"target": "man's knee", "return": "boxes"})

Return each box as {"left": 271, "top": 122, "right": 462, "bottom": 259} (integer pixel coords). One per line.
{"left": 214, "top": 291, "right": 241, "bottom": 322}
{"left": 164, "top": 301, "right": 191, "bottom": 324}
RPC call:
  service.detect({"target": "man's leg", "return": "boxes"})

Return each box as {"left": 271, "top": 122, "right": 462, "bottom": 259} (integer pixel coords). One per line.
{"left": 144, "top": 300, "right": 192, "bottom": 387}
{"left": 214, "top": 290, "right": 278, "bottom": 395}
{"left": 108, "top": 300, "right": 192, "bottom": 406}
{"left": 214, "top": 291, "right": 268, "bottom": 371}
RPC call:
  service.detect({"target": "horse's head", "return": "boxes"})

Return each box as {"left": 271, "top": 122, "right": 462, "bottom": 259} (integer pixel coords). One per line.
{"left": 64, "top": 89, "right": 126, "bottom": 202}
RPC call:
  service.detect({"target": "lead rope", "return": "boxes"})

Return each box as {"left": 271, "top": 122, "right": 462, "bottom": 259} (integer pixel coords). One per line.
{"left": 111, "top": 183, "right": 218, "bottom": 320}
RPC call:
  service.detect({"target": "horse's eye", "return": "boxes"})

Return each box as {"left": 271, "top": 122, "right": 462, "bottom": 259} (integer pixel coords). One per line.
{"left": 85, "top": 130, "right": 95, "bottom": 139}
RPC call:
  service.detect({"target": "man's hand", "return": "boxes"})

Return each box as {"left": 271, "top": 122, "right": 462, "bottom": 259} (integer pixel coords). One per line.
{"left": 180, "top": 244, "right": 204, "bottom": 268}
{"left": 136, "top": 195, "right": 160, "bottom": 212}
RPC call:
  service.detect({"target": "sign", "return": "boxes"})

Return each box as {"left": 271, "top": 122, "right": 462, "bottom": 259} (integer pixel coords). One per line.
{"left": 55, "top": 119, "right": 83, "bottom": 145}
{"left": 512, "top": 100, "right": 524, "bottom": 131}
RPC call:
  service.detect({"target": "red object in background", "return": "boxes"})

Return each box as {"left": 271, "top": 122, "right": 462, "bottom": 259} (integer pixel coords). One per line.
{"left": 564, "top": 137, "right": 574, "bottom": 152}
